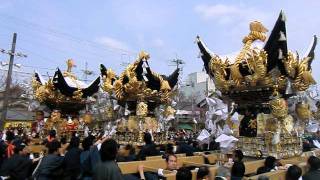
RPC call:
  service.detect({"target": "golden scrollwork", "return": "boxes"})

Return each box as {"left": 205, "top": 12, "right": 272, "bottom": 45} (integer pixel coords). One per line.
{"left": 144, "top": 117, "right": 158, "bottom": 132}
{"left": 163, "top": 105, "right": 176, "bottom": 118}
{"left": 270, "top": 95, "right": 288, "bottom": 119}
{"left": 82, "top": 113, "right": 93, "bottom": 124}
{"left": 63, "top": 59, "right": 77, "bottom": 79}
{"left": 283, "top": 52, "right": 298, "bottom": 79}
{"left": 33, "top": 78, "right": 55, "bottom": 102}
{"left": 282, "top": 115, "right": 294, "bottom": 134}
{"left": 207, "top": 21, "right": 270, "bottom": 92}
{"left": 113, "top": 51, "right": 149, "bottom": 100}
{"left": 296, "top": 102, "right": 312, "bottom": 121}
{"left": 111, "top": 50, "right": 175, "bottom": 104}
{"left": 105, "top": 105, "right": 114, "bottom": 119}
{"left": 292, "top": 57, "right": 316, "bottom": 91}
{"left": 45, "top": 110, "right": 64, "bottom": 131}
{"left": 102, "top": 68, "right": 116, "bottom": 94}
{"left": 283, "top": 52, "right": 316, "bottom": 91}
{"left": 136, "top": 101, "right": 148, "bottom": 117}
{"left": 113, "top": 80, "right": 124, "bottom": 100}
{"left": 268, "top": 91, "right": 295, "bottom": 134}
{"left": 32, "top": 59, "right": 91, "bottom": 106}
{"left": 248, "top": 119, "right": 257, "bottom": 129}
{"left": 66, "top": 59, "right": 75, "bottom": 73}
{"left": 209, "top": 56, "right": 230, "bottom": 91}
{"left": 73, "top": 89, "right": 83, "bottom": 100}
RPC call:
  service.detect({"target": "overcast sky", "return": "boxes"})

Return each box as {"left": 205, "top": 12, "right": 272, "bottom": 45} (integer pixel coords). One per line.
{"left": 0, "top": 0, "right": 319, "bottom": 84}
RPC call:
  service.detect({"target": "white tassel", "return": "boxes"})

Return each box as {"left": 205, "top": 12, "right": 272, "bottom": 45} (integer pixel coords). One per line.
{"left": 142, "top": 61, "right": 149, "bottom": 68}
{"left": 279, "top": 31, "right": 286, "bottom": 41}
{"left": 281, "top": 11, "right": 286, "bottom": 21}
{"left": 278, "top": 49, "right": 283, "bottom": 59}
{"left": 143, "top": 75, "right": 149, "bottom": 82}
{"left": 285, "top": 80, "right": 293, "bottom": 95}
{"left": 143, "top": 67, "right": 147, "bottom": 74}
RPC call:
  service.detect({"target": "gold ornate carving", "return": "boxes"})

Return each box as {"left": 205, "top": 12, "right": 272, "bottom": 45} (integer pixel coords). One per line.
{"left": 66, "top": 59, "right": 75, "bottom": 73}
{"left": 268, "top": 91, "right": 294, "bottom": 134}
{"left": 296, "top": 102, "right": 312, "bottom": 121}
{"left": 283, "top": 52, "right": 316, "bottom": 91}
{"left": 136, "top": 101, "right": 148, "bottom": 117}
{"left": 282, "top": 115, "right": 294, "bottom": 133}
{"left": 144, "top": 117, "right": 158, "bottom": 132}
{"left": 270, "top": 95, "right": 288, "bottom": 119}
{"left": 111, "top": 50, "right": 175, "bottom": 104}
{"left": 73, "top": 89, "right": 83, "bottom": 100}
{"left": 292, "top": 57, "right": 316, "bottom": 91}
{"left": 105, "top": 106, "right": 114, "bottom": 119}
{"left": 63, "top": 59, "right": 77, "bottom": 79}
{"left": 83, "top": 113, "right": 92, "bottom": 124}
{"left": 209, "top": 56, "right": 230, "bottom": 91}
{"left": 163, "top": 106, "right": 176, "bottom": 118}
{"left": 207, "top": 21, "right": 269, "bottom": 92}
{"left": 283, "top": 52, "right": 298, "bottom": 78}
{"left": 205, "top": 20, "right": 315, "bottom": 93}
{"left": 102, "top": 68, "right": 116, "bottom": 94}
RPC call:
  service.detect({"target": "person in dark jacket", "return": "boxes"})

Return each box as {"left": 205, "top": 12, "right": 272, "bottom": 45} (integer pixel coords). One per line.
{"left": 176, "top": 167, "right": 192, "bottom": 180}
{"left": 231, "top": 162, "right": 245, "bottom": 180}
{"left": 286, "top": 165, "right": 302, "bottom": 180}
{"left": 0, "top": 142, "right": 33, "bottom": 179}
{"left": 33, "top": 140, "right": 64, "bottom": 180}
{"left": 176, "top": 137, "right": 195, "bottom": 156}
{"left": 162, "top": 143, "right": 174, "bottom": 159}
{"left": 232, "top": 149, "right": 244, "bottom": 162}
{"left": 0, "top": 131, "right": 16, "bottom": 164}
{"left": 256, "top": 156, "right": 277, "bottom": 175}
{"left": 93, "top": 139, "right": 123, "bottom": 180}
{"left": 197, "top": 166, "right": 210, "bottom": 180}
{"left": 302, "top": 156, "right": 320, "bottom": 180}
{"left": 80, "top": 136, "right": 95, "bottom": 180}
{"left": 117, "top": 144, "right": 136, "bottom": 162}
{"left": 63, "top": 136, "right": 82, "bottom": 180}
{"left": 137, "top": 133, "right": 160, "bottom": 160}
{"left": 42, "top": 130, "right": 56, "bottom": 147}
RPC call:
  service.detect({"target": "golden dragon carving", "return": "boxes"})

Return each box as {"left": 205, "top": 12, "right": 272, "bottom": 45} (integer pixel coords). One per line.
{"left": 283, "top": 52, "right": 316, "bottom": 91}
{"left": 209, "top": 56, "right": 230, "bottom": 91}
{"left": 208, "top": 21, "right": 269, "bottom": 92}
{"left": 231, "top": 21, "right": 268, "bottom": 87}
{"left": 102, "top": 68, "right": 116, "bottom": 94}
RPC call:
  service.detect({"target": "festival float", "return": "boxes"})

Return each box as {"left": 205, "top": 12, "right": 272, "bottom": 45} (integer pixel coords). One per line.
{"left": 100, "top": 51, "right": 179, "bottom": 145}
{"left": 196, "top": 11, "right": 317, "bottom": 158}
{"left": 31, "top": 59, "right": 100, "bottom": 136}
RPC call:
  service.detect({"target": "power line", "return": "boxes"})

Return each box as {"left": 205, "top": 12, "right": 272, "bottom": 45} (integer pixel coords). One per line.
{"left": 17, "top": 47, "right": 94, "bottom": 75}
{"left": 12, "top": 35, "right": 127, "bottom": 72}
{"left": 0, "top": 68, "right": 96, "bottom": 82}
{"left": 0, "top": 19, "right": 136, "bottom": 70}
{"left": 17, "top": 36, "right": 110, "bottom": 63}
{"left": 0, "top": 13, "right": 137, "bottom": 55}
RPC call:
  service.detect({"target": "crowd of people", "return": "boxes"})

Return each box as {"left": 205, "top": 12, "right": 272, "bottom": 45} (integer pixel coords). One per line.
{"left": 0, "top": 129, "right": 319, "bottom": 180}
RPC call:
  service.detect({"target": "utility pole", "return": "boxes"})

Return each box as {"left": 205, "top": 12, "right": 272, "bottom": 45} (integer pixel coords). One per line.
{"left": 169, "top": 55, "right": 185, "bottom": 128}
{"left": 0, "top": 33, "right": 27, "bottom": 129}
{"left": 169, "top": 56, "right": 185, "bottom": 89}
{"left": 170, "top": 58, "right": 185, "bottom": 69}
{"left": 84, "top": 62, "right": 88, "bottom": 82}
{"left": 81, "top": 61, "right": 93, "bottom": 83}
{"left": 120, "top": 62, "right": 130, "bottom": 69}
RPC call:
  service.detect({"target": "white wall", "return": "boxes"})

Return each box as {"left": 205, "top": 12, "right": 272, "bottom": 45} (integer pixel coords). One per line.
{"left": 180, "top": 71, "right": 215, "bottom": 104}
